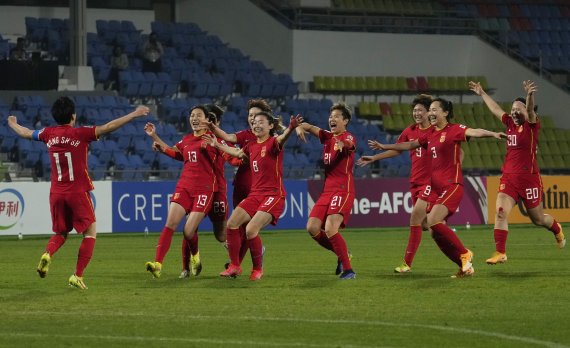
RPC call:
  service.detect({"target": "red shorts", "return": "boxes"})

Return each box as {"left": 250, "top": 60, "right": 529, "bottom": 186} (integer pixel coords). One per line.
{"left": 433, "top": 184, "right": 464, "bottom": 216}
{"left": 499, "top": 173, "right": 543, "bottom": 209}
{"left": 410, "top": 184, "right": 436, "bottom": 206}
{"left": 208, "top": 191, "right": 228, "bottom": 222}
{"left": 232, "top": 183, "right": 250, "bottom": 209}
{"left": 309, "top": 191, "right": 354, "bottom": 228}
{"left": 238, "top": 194, "right": 285, "bottom": 226}
{"left": 171, "top": 189, "right": 214, "bottom": 215}
{"left": 49, "top": 191, "right": 95, "bottom": 234}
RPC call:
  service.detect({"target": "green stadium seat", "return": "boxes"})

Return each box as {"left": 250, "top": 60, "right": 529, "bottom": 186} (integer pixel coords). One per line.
{"left": 376, "top": 76, "right": 387, "bottom": 91}
{"left": 559, "top": 141, "right": 570, "bottom": 155}
{"left": 456, "top": 76, "right": 468, "bottom": 91}
{"left": 436, "top": 76, "right": 448, "bottom": 91}
{"left": 355, "top": 77, "right": 366, "bottom": 91}
{"left": 478, "top": 141, "right": 492, "bottom": 156}
{"left": 548, "top": 141, "right": 562, "bottom": 156}
{"left": 396, "top": 76, "right": 407, "bottom": 91}
{"left": 447, "top": 76, "right": 458, "bottom": 91}
{"left": 382, "top": 115, "right": 396, "bottom": 131}
{"left": 370, "top": 102, "right": 381, "bottom": 116}
{"left": 462, "top": 154, "right": 475, "bottom": 170}
{"left": 365, "top": 76, "right": 378, "bottom": 91}
{"left": 427, "top": 76, "right": 439, "bottom": 91}
{"left": 385, "top": 76, "right": 396, "bottom": 91}
{"left": 345, "top": 76, "right": 357, "bottom": 91}
{"left": 324, "top": 76, "right": 335, "bottom": 91}
{"left": 314, "top": 76, "right": 326, "bottom": 92}
{"left": 358, "top": 101, "right": 371, "bottom": 117}
{"left": 334, "top": 76, "right": 347, "bottom": 91}
{"left": 471, "top": 155, "right": 484, "bottom": 170}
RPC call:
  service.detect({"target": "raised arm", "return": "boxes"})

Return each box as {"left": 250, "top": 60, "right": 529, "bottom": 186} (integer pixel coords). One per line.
{"left": 468, "top": 81, "right": 505, "bottom": 120}
{"left": 95, "top": 106, "right": 149, "bottom": 137}
{"left": 7, "top": 116, "right": 34, "bottom": 139}
{"left": 370, "top": 140, "right": 420, "bottom": 152}
{"left": 202, "top": 134, "right": 246, "bottom": 159}
{"left": 523, "top": 80, "right": 538, "bottom": 124}
{"left": 465, "top": 128, "right": 506, "bottom": 139}
{"left": 276, "top": 115, "right": 303, "bottom": 146}
{"left": 295, "top": 122, "right": 321, "bottom": 143}
{"left": 144, "top": 122, "right": 174, "bottom": 151}
{"left": 202, "top": 121, "right": 238, "bottom": 143}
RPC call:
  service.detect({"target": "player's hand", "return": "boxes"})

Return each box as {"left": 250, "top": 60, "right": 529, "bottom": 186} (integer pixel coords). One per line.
{"left": 523, "top": 80, "right": 538, "bottom": 95}
{"left": 468, "top": 81, "right": 483, "bottom": 96}
{"left": 144, "top": 122, "right": 156, "bottom": 137}
{"left": 295, "top": 127, "right": 308, "bottom": 143}
{"left": 288, "top": 114, "right": 304, "bottom": 130}
{"left": 494, "top": 131, "right": 507, "bottom": 139}
{"left": 368, "top": 140, "right": 387, "bottom": 150}
{"left": 356, "top": 156, "right": 375, "bottom": 167}
{"left": 200, "top": 120, "right": 216, "bottom": 131}
{"left": 133, "top": 106, "right": 150, "bottom": 117}
{"left": 7, "top": 115, "right": 18, "bottom": 125}
{"left": 200, "top": 133, "right": 217, "bottom": 147}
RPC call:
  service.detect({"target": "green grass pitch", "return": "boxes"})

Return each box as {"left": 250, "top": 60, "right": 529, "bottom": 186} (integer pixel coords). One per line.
{"left": 0, "top": 224, "right": 568, "bottom": 347}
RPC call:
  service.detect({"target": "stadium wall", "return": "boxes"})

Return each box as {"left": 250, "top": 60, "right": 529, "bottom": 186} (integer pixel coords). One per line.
{"left": 13, "top": 176, "right": 569, "bottom": 236}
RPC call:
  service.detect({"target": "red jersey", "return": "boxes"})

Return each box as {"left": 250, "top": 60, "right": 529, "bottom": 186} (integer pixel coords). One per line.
{"left": 501, "top": 113, "right": 540, "bottom": 174}
{"left": 242, "top": 136, "right": 285, "bottom": 196}
{"left": 418, "top": 123, "right": 467, "bottom": 191}
{"left": 233, "top": 129, "right": 256, "bottom": 190}
{"left": 397, "top": 124, "right": 432, "bottom": 187}
{"left": 214, "top": 139, "right": 230, "bottom": 195}
{"left": 34, "top": 125, "right": 97, "bottom": 193}
{"left": 174, "top": 132, "right": 219, "bottom": 193}
{"left": 319, "top": 130, "right": 355, "bottom": 194}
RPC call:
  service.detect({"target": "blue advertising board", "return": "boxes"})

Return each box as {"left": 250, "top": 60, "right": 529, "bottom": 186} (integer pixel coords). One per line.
{"left": 111, "top": 180, "right": 311, "bottom": 233}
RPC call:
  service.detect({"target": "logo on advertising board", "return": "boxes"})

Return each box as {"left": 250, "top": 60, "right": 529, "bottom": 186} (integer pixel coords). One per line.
{"left": 0, "top": 188, "right": 25, "bottom": 230}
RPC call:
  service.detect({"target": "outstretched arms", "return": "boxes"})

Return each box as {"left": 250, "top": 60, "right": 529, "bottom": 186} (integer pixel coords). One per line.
{"left": 202, "top": 133, "right": 246, "bottom": 160}
{"left": 465, "top": 128, "right": 506, "bottom": 139}
{"left": 95, "top": 106, "right": 149, "bottom": 137}
{"left": 276, "top": 115, "right": 304, "bottom": 146}
{"left": 143, "top": 122, "right": 183, "bottom": 161}
{"left": 7, "top": 116, "right": 34, "bottom": 139}
{"left": 295, "top": 122, "right": 321, "bottom": 143}
{"left": 523, "top": 80, "right": 538, "bottom": 124}
{"left": 469, "top": 81, "right": 505, "bottom": 120}
{"left": 202, "top": 120, "right": 238, "bottom": 143}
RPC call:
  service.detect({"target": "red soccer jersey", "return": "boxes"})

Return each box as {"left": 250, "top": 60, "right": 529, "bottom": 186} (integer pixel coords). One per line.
{"left": 242, "top": 136, "right": 285, "bottom": 196}
{"left": 174, "top": 132, "right": 219, "bottom": 193}
{"left": 397, "top": 124, "right": 432, "bottom": 187}
{"left": 319, "top": 129, "right": 356, "bottom": 194}
{"left": 501, "top": 113, "right": 540, "bottom": 174}
{"left": 35, "top": 125, "right": 97, "bottom": 193}
{"left": 213, "top": 138, "right": 230, "bottom": 195}
{"left": 233, "top": 129, "right": 256, "bottom": 190}
{"left": 418, "top": 123, "right": 467, "bottom": 191}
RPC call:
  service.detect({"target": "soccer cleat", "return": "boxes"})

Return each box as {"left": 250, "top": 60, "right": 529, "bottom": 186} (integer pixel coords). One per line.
{"left": 339, "top": 269, "right": 356, "bottom": 280}
{"left": 459, "top": 249, "right": 474, "bottom": 273}
{"left": 451, "top": 266, "right": 475, "bottom": 278}
{"left": 394, "top": 261, "right": 411, "bottom": 273}
{"left": 335, "top": 251, "right": 353, "bottom": 275}
{"left": 190, "top": 252, "right": 202, "bottom": 276}
{"left": 68, "top": 274, "right": 88, "bottom": 290}
{"left": 486, "top": 251, "right": 507, "bottom": 265}
{"left": 179, "top": 270, "right": 189, "bottom": 279}
{"left": 220, "top": 264, "right": 242, "bottom": 278}
{"left": 249, "top": 269, "right": 263, "bottom": 281}
{"left": 37, "top": 252, "right": 51, "bottom": 278}
{"left": 555, "top": 225, "right": 566, "bottom": 249}
{"left": 145, "top": 261, "right": 162, "bottom": 278}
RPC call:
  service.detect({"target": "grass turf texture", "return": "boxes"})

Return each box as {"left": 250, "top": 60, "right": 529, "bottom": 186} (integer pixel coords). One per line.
{"left": 0, "top": 224, "right": 568, "bottom": 348}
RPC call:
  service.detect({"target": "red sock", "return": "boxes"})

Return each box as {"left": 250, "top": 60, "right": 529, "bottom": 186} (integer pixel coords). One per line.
{"left": 550, "top": 220, "right": 561, "bottom": 235}
{"left": 226, "top": 227, "right": 241, "bottom": 266}
{"left": 238, "top": 224, "right": 249, "bottom": 263}
{"left": 155, "top": 227, "right": 175, "bottom": 263}
{"left": 75, "top": 237, "right": 96, "bottom": 277}
{"left": 430, "top": 223, "right": 467, "bottom": 267}
{"left": 181, "top": 238, "right": 190, "bottom": 271}
{"left": 404, "top": 225, "right": 422, "bottom": 266}
{"left": 249, "top": 235, "right": 263, "bottom": 270}
{"left": 312, "top": 230, "right": 334, "bottom": 252}
{"left": 188, "top": 231, "right": 199, "bottom": 255}
{"left": 494, "top": 228, "right": 508, "bottom": 253}
{"left": 329, "top": 233, "right": 352, "bottom": 271}
{"left": 45, "top": 234, "right": 66, "bottom": 255}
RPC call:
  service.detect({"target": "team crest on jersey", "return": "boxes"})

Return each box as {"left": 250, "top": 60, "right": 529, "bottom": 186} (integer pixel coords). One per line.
{"left": 261, "top": 146, "right": 266, "bottom": 157}
{"left": 440, "top": 132, "right": 446, "bottom": 143}
{"left": 499, "top": 184, "right": 505, "bottom": 191}
{"left": 517, "top": 125, "right": 523, "bottom": 133}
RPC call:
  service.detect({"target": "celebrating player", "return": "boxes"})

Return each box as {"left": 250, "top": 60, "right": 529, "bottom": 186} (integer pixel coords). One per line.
{"left": 144, "top": 105, "right": 221, "bottom": 278}
{"left": 7, "top": 97, "right": 149, "bottom": 289}
{"left": 373, "top": 98, "right": 505, "bottom": 277}
{"left": 357, "top": 95, "right": 434, "bottom": 273}
{"left": 202, "top": 112, "right": 303, "bottom": 280}
{"left": 469, "top": 80, "right": 565, "bottom": 264}
{"left": 296, "top": 102, "right": 356, "bottom": 279}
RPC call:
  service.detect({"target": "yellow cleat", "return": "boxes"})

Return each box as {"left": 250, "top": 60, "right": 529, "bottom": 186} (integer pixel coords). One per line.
{"left": 190, "top": 252, "right": 202, "bottom": 276}
{"left": 68, "top": 274, "right": 88, "bottom": 290}
{"left": 394, "top": 261, "right": 411, "bottom": 273}
{"left": 451, "top": 266, "right": 474, "bottom": 278}
{"left": 459, "top": 249, "right": 474, "bottom": 273}
{"left": 486, "top": 251, "right": 507, "bottom": 265}
{"left": 145, "top": 261, "right": 162, "bottom": 278}
{"left": 37, "top": 252, "right": 51, "bottom": 278}
{"left": 555, "top": 224, "right": 565, "bottom": 249}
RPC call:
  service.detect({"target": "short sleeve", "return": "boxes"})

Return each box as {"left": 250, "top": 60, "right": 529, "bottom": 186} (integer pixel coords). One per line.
{"left": 396, "top": 128, "right": 409, "bottom": 143}
{"left": 417, "top": 131, "right": 429, "bottom": 148}
{"left": 76, "top": 126, "right": 97, "bottom": 142}
{"left": 501, "top": 113, "right": 510, "bottom": 126}
{"left": 452, "top": 124, "right": 468, "bottom": 142}
{"left": 235, "top": 129, "right": 249, "bottom": 147}
{"left": 318, "top": 129, "right": 331, "bottom": 144}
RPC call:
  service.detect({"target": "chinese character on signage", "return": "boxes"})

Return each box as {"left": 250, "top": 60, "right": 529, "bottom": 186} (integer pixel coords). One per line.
{"left": 0, "top": 201, "right": 19, "bottom": 217}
